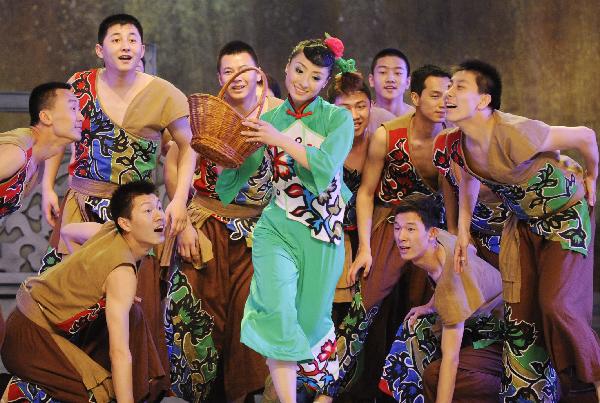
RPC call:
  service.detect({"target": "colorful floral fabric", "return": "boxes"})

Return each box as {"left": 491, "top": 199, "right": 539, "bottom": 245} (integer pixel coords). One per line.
{"left": 322, "top": 287, "right": 380, "bottom": 397}
{"left": 377, "top": 126, "right": 439, "bottom": 205}
{"left": 192, "top": 156, "right": 272, "bottom": 241}
{"left": 69, "top": 70, "right": 160, "bottom": 185}
{"left": 447, "top": 128, "right": 591, "bottom": 256}
{"left": 165, "top": 265, "right": 218, "bottom": 402}
{"left": 297, "top": 326, "right": 339, "bottom": 393}
{"left": 4, "top": 376, "right": 96, "bottom": 402}
{"left": 380, "top": 313, "right": 503, "bottom": 402}
{"left": 433, "top": 130, "right": 508, "bottom": 254}
{"left": 500, "top": 305, "right": 559, "bottom": 402}
{"left": 269, "top": 120, "right": 346, "bottom": 244}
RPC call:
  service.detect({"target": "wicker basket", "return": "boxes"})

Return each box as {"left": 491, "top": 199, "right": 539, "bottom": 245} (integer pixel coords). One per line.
{"left": 189, "top": 67, "right": 268, "bottom": 168}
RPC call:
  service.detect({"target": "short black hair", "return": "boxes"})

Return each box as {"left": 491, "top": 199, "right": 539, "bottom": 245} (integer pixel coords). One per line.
{"left": 110, "top": 180, "right": 157, "bottom": 233}
{"left": 29, "top": 82, "right": 72, "bottom": 126}
{"left": 453, "top": 59, "right": 502, "bottom": 110}
{"left": 217, "top": 40, "right": 259, "bottom": 72}
{"left": 289, "top": 39, "right": 336, "bottom": 78}
{"left": 326, "top": 71, "right": 372, "bottom": 103}
{"left": 370, "top": 48, "right": 411, "bottom": 76}
{"left": 98, "top": 14, "right": 143, "bottom": 44}
{"left": 410, "top": 65, "right": 451, "bottom": 96}
{"left": 393, "top": 194, "right": 441, "bottom": 229}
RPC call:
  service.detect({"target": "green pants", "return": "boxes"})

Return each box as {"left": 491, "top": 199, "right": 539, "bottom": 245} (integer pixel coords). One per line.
{"left": 241, "top": 204, "right": 345, "bottom": 362}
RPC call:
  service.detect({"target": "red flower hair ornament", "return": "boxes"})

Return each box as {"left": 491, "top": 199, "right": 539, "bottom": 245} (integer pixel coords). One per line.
{"left": 324, "top": 33, "right": 357, "bottom": 74}
{"left": 323, "top": 32, "right": 344, "bottom": 59}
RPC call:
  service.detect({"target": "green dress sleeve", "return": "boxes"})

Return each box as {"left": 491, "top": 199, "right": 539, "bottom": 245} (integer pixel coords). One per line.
{"left": 296, "top": 107, "right": 354, "bottom": 198}
{"left": 215, "top": 146, "right": 265, "bottom": 205}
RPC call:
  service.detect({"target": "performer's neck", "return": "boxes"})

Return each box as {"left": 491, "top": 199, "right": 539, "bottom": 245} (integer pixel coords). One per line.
{"left": 30, "top": 126, "right": 71, "bottom": 163}
{"left": 101, "top": 67, "right": 139, "bottom": 90}
{"left": 413, "top": 241, "right": 444, "bottom": 283}
{"left": 374, "top": 97, "right": 411, "bottom": 116}
{"left": 226, "top": 94, "right": 259, "bottom": 117}
{"left": 455, "top": 110, "right": 495, "bottom": 143}
{"left": 411, "top": 113, "right": 445, "bottom": 140}
{"left": 122, "top": 233, "right": 154, "bottom": 262}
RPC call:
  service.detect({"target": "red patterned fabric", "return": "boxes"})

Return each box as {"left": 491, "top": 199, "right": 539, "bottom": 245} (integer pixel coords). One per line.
{"left": 0, "top": 148, "right": 33, "bottom": 218}
{"left": 376, "top": 127, "right": 437, "bottom": 204}
{"left": 54, "top": 297, "right": 106, "bottom": 335}
{"left": 192, "top": 158, "right": 219, "bottom": 199}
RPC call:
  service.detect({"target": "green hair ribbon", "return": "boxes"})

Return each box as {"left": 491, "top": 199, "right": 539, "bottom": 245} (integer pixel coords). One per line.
{"left": 335, "top": 57, "right": 357, "bottom": 74}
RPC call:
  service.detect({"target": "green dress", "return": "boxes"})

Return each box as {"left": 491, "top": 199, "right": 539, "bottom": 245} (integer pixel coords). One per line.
{"left": 217, "top": 96, "right": 353, "bottom": 368}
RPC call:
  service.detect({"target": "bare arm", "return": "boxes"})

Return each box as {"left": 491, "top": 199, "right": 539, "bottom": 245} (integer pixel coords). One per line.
{"left": 0, "top": 144, "right": 26, "bottom": 181}
{"left": 60, "top": 222, "right": 103, "bottom": 253}
{"left": 41, "top": 149, "right": 66, "bottom": 227}
{"left": 441, "top": 175, "right": 458, "bottom": 235}
{"left": 435, "top": 322, "right": 464, "bottom": 403}
{"left": 105, "top": 265, "right": 137, "bottom": 403}
{"left": 165, "top": 117, "right": 197, "bottom": 236}
{"left": 540, "top": 126, "right": 598, "bottom": 206}
{"left": 347, "top": 126, "right": 387, "bottom": 284}
{"left": 454, "top": 168, "right": 479, "bottom": 273}
{"left": 163, "top": 141, "right": 180, "bottom": 201}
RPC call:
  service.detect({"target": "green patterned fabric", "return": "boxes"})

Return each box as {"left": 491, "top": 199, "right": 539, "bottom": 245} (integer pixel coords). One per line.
{"left": 165, "top": 267, "right": 218, "bottom": 402}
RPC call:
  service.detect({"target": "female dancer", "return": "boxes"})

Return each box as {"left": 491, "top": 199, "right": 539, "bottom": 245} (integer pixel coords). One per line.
{"left": 217, "top": 35, "right": 354, "bottom": 403}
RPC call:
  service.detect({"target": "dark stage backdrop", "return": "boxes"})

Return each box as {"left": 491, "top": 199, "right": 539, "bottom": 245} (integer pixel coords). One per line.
{"left": 0, "top": 0, "right": 598, "bottom": 280}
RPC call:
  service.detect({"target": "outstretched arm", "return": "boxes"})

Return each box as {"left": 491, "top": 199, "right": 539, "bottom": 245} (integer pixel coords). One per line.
{"left": 163, "top": 141, "right": 180, "bottom": 201}
{"left": 441, "top": 174, "right": 458, "bottom": 235}
{"left": 166, "top": 117, "right": 197, "bottom": 236}
{"left": 435, "top": 322, "right": 465, "bottom": 403}
{"left": 105, "top": 265, "right": 137, "bottom": 403}
{"left": 60, "top": 222, "right": 103, "bottom": 253}
{"left": 41, "top": 148, "right": 66, "bottom": 227}
{"left": 454, "top": 168, "right": 479, "bottom": 273}
{"left": 348, "top": 126, "right": 387, "bottom": 284}
{"left": 540, "top": 126, "right": 598, "bottom": 206}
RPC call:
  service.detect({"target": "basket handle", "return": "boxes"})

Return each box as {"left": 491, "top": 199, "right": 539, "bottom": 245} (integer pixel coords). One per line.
{"left": 217, "top": 66, "right": 268, "bottom": 119}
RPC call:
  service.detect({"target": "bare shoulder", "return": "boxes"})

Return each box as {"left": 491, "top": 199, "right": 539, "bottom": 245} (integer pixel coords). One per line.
{"left": 0, "top": 144, "right": 27, "bottom": 181}
{"left": 106, "top": 265, "right": 137, "bottom": 287}
{"left": 368, "top": 126, "right": 388, "bottom": 157}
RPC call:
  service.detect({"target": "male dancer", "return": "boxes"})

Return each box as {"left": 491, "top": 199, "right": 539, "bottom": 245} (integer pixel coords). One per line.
{"left": 448, "top": 59, "right": 600, "bottom": 401}
{"left": 339, "top": 65, "right": 451, "bottom": 399}
{"left": 163, "top": 40, "right": 282, "bottom": 402}
{"left": 0, "top": 82, "right": 82, "bottom": 347}
{"left": 379, "top": 194, "right": 504, "bottom": 402}
{"left": 1, "top": 181, "right": 169, "bottom": 403}
{"left": 40, "top": 13, "right": 195, "bottom": 270}
{"left": 35, "top": 14, "right": 195, "bottom": 397}
{"left": 369, "top": 48, "right": 415, "bottom": 117}
{"left": 1, "top": 82, "right": 82, "bottom": 219}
